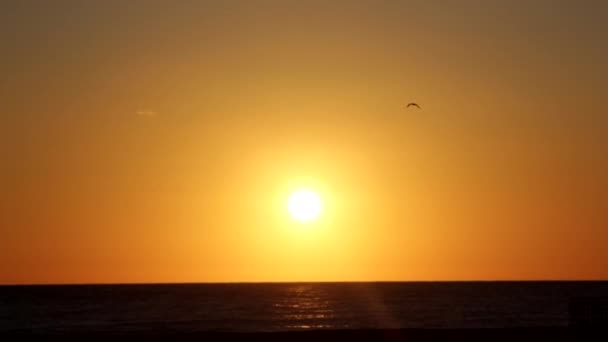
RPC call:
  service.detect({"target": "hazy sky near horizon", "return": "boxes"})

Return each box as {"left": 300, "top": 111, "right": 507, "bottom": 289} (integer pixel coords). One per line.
{"left": 2, "top": 0, "right": 607, "bottom": 284}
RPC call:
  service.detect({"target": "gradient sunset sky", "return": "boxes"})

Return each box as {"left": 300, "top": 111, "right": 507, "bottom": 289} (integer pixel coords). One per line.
{"left": 2, "top": 0, "right": 607, "bottom": 284}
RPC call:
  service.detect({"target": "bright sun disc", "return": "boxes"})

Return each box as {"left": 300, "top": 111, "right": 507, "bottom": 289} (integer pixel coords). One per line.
{"left": 287, "top": 190, "right": 322, "bottom": 222}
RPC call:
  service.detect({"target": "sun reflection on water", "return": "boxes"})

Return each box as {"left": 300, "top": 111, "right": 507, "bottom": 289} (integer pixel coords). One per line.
{"left": 271, "top": 283, "right": 402, "bottom": 331}
{"left": 274, "top": 284, "right": 339, "bottom": 330}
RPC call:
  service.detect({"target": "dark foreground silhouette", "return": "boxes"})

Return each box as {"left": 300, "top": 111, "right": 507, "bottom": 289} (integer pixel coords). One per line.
{"left": 4, "top": 328, "right": 606, "bottom": 341}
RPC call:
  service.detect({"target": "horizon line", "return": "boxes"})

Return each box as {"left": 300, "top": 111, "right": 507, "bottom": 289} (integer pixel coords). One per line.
{"left": 2, "top": 279, "right": 607, "bottom": 286}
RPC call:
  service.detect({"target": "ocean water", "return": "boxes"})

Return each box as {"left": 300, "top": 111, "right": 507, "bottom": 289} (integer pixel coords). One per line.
{"left": 1, "top": 282, "right": 607, "bottom": 333}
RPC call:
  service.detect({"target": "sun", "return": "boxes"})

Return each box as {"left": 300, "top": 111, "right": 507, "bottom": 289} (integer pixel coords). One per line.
{"left": 287, "top": 189, "right": 322, "bottom": 222}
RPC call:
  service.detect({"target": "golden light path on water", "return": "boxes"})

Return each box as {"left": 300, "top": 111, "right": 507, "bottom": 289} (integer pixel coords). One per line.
{"left": 272, "top": 284, "right": 400, "bottom": 330}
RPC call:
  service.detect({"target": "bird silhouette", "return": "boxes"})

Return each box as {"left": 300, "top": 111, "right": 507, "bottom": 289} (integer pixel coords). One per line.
{"left": 406, "top": 103, "right": 421, "bottom": 109}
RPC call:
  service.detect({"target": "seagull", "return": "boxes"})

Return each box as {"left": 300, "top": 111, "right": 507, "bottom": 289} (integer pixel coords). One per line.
{"left": 406, "top": 103, "right": 420, "bottom": 109}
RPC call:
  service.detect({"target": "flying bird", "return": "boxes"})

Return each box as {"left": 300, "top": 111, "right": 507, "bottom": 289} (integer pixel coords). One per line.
{"left": 406, "top": 103, "right": 421, "bottom": 109}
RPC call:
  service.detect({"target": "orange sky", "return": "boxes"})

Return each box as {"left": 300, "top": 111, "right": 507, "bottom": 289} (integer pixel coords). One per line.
{"left": 2, "top": 1, "right": 607, "bottom": 284}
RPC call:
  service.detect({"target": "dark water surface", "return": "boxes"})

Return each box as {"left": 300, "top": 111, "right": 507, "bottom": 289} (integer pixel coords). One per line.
{"left": 1, "top": 282, "right": 607, "bottom": 333}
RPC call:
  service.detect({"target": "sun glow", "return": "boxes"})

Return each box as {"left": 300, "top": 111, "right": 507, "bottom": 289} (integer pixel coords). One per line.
{"left": 287, "top": 189, "right": 322, "bottom": 222}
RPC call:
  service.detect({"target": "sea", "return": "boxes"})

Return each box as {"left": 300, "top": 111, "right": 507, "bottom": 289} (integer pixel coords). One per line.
{"left": 1, "top": 282, "right": 607, "bottom": 334}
